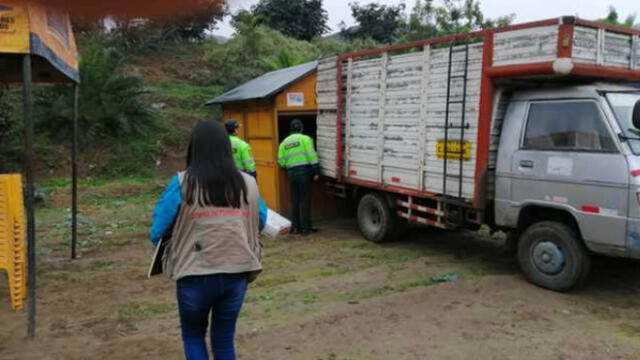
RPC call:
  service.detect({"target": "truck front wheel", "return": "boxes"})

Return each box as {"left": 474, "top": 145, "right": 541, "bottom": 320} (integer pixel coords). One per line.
{"left": 517, "top": 221, "right": 591, "bottom": 292}
{"left": 357, "top": 192, "right": 398, "bottom": 243}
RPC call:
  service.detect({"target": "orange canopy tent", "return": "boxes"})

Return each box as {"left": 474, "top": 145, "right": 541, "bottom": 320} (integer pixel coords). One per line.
{"left": 0, "top": 0, "right": 79, "bottom": 338}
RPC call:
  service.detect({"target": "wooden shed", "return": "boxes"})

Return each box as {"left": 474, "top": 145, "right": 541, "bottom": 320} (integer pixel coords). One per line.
{"left": 207, "top": 62, "right": 335, "bottom": 217}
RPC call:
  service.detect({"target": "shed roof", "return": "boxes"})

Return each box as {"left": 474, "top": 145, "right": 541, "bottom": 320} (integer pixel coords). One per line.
{"left": 207, "top": 61, "right": 318, "bottom": 105}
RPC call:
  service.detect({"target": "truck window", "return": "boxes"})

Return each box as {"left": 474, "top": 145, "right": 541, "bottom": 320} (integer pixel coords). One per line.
{"left": 606, "top": 92, "right": 640, "bottom": 155}
{"left": 523, "top": 101, "right": 617, "bottom": 153}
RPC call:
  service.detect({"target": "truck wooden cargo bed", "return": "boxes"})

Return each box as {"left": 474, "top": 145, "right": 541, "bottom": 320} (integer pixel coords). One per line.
{"left": 316, "top": 17, "right": 640, "bottom": 208}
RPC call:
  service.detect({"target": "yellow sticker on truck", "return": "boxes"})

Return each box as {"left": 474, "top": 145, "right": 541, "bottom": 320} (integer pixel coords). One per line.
{"left": 436, "top": 140, "right": 472, "bottom": 161}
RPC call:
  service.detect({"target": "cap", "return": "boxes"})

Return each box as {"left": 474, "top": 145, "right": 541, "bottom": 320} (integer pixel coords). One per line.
{"left": 290, "top": 119, "right": 303, "bottom": 132}
{"left": 225, "top": 120, "right": 239, "bottom": 134}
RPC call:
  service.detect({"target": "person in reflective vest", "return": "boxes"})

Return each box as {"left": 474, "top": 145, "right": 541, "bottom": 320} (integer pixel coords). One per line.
{"left": 278, "top": 119, "right": 320, "bottom": 236}
{"left": 225, "top": 120, "right": 257, "bottom": 178}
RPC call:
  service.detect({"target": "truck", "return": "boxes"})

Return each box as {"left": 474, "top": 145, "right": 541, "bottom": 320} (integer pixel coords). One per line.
{"left": 315, "top": 16, "right": 640, "bottom": 291}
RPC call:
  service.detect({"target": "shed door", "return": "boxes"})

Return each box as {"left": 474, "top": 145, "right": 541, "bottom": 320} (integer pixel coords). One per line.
{"left": 224, "top": 103, "right": 280, "bottom": 211}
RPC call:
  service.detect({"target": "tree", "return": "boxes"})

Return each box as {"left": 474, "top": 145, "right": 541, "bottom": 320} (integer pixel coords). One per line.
{"left": 206, "top": 16, "right": 319, "bottom": 89}
{"left": 598, "top": 6, "right": 637, "bottom": 28}
{"left": 154, "top": 0, "right": 227, "bottom": 41}
{"left": 343, "top": 2, "right": 406, "bottom": 44}
{"left": 36, "top": 36, "right": 154, "bottom": 146}
{"left": 403, "top": 0, "right": 514, "bottom": 42}
{"left": 108, "top": 0, "right": 226, "bottom": 51}
{"left": 252, "top": 0, "right": 329, "bottom": 41}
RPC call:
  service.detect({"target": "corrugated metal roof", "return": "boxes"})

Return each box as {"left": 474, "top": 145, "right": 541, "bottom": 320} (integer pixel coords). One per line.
{"left": 206, "top": 61, "right": 318, "bottom": 105}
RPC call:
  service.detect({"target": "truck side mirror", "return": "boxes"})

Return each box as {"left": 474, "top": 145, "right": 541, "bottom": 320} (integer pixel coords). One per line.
{"left": 633, "top": 100, "right": 640, "bottom": 129}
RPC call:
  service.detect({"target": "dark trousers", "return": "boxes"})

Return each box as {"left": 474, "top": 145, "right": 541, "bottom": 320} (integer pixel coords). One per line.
{"left": 177, "top": 273, "right": 248, "bottom": 360}
{"left": 289, "top": 166, "right": 313, "bottom": 231}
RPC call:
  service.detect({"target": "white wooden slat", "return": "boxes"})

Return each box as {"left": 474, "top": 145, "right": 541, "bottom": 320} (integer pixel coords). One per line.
{"left": 493, "top": 25, "right": 559, "bottom": 66}
{"left": 377, "top": 53, "right": 389, "bottom": 183}
{"left": 604, "top": 31, "right": 632, "bottom": 67}
{"left": 597, "top": 28, "right": 606, "bottom": 65}
{"left": 632, "top": 36, "right": 639, "bottom": 70}
{"left": 344, "top": 59, "right": 354, "bottom": 176}
{"left": 573, "top": 26, "right": 598, "bottom": 64}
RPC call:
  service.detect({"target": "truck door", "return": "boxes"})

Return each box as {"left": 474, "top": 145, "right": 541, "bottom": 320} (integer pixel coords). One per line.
{"left": 511, "top": 100, "right": 629, "bottom": 249}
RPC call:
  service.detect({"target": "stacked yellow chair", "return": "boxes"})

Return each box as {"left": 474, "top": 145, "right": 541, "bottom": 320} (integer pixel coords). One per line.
{"left": 0, "top": 174, "right": 27, "bottom": 311}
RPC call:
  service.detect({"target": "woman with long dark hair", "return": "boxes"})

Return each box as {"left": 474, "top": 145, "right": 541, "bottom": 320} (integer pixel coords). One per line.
{"left": 150, "top": 120, "right": 266, "bottom": 360}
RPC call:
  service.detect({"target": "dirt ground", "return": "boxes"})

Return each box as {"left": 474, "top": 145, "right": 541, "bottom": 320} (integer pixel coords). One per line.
{"left": 1, "top": 180, "right": 640, "bottom": 360}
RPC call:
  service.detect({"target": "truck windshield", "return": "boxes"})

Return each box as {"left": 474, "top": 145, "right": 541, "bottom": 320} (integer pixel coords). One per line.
{"left": 606, "top": 92, "right": 640, "bottom": 154}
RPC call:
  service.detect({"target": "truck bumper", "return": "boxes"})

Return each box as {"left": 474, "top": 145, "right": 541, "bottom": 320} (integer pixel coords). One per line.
{"left": 627, "top": 219, "right": 640, "bottom": 259}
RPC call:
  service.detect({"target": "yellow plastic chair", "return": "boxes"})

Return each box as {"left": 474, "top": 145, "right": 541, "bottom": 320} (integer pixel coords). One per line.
{"left": 0, "top": 174, "right": 27, "bottom": 311}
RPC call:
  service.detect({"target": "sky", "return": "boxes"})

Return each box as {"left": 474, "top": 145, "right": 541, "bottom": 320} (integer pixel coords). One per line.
{"left": 215, "top": 0, "right": 639, "bottom": 37}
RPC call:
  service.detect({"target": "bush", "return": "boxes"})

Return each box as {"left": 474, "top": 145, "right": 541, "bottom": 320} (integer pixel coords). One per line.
{"left": 204, "top": 25, "right": 320, "bottom": 89}
{"left": 313, "top": 37, "right": 383, "bottom": 58}
{"left": 99, "top": 138, "right": 162, "bottom": 177}
{"left": 203, "top": 20, "right": 383, "bottom": 90}
{"left": 36, "top": 34, "right": 155, "bottom": 148}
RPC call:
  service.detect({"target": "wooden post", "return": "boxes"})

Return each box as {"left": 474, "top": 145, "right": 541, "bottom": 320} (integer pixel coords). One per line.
{"left": 71, "top": 84, "right": 79, "bottom": 260}
{"left": 22, "top": 54, "right": 36, "bottom": 339}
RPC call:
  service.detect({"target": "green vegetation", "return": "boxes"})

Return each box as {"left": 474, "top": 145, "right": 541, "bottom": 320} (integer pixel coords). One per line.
{"left": 343, "top": 2, "right": 408, "bottom": 43}
{"left": 118, "top": 302, "right": 175, "bottom": 322}
{"left": 0, "top": 89, "right": 22, "bottom": 173}
{"left": 0, "top": 2, "right": 632, "bottom": 180}
{"left": 598, "top": 6, "right": 639, "bottom": 28}
{"left": 105, "top": 0, "right": 225, "bottom": 52}
{"left": 252, "top": 0, "right": 329, "bottom": 41}
{"left": 402, "top": 0, "right": 515, "bottom": 42}
{"left": 342, "top": 0, "right": 515, "bottom": 44}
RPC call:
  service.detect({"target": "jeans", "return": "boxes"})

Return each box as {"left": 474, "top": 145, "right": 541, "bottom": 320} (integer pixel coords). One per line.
{"left": 288, "top": 166, "right": 313, "bottom": 231}
{"left": 177, "top": 273, "right": 248, "bottom": 360}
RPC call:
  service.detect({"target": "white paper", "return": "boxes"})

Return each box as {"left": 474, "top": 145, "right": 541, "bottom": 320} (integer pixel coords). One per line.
{"left": 261, "top": 209, "right": 292, "bottom": 237}
{"left": 547, "top": 157, "right": 573, "bottom": 177}
{"left": 286, "top": 92, "right": 304, "bottom": 107}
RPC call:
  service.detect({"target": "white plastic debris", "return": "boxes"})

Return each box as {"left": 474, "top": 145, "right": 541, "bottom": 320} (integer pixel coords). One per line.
{"left": 261, "top": 209, "right": 291, "bottom": 238}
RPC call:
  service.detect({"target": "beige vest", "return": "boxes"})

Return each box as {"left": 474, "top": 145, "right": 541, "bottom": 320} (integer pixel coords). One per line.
{"left": 163, "top": 172, "right": 263, "bottom": 280}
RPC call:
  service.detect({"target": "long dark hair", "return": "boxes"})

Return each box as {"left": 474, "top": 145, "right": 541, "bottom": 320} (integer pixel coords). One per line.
{"left": 185, "top": 120, "right": 248, "bottom": 208}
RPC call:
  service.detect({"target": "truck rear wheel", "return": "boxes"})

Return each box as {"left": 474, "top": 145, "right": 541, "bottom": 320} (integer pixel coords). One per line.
{"left": 357, "top": 193, "right": 398, "bottom": 243}
{"left": 517, "top": 221, "right": 591, "bottom": 292}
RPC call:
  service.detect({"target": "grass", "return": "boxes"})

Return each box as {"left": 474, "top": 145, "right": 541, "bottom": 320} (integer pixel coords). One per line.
{"left": 336, "top": 275, "right": 456, "bottom": 302}
{"left": 118, "top": 301, "right": 177, "bottom": 333}
{"left": 153, "top": 83, "right": 222, "bottom": 100}
{"left": 25, "top": 174, "right": 512, "bottom": 339}
{"left": 38, "top": 174, "right": 156, "bottom": 191}
{"left": 34, "top": 176, "right": 159, "bottom": 259}
{"left": 118, "top": 302, "right": 176, "bottom": 322}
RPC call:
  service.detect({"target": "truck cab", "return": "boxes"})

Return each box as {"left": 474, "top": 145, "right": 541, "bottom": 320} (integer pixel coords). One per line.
{"left": 495, "top": 83, "right": 640, "bottom": 290}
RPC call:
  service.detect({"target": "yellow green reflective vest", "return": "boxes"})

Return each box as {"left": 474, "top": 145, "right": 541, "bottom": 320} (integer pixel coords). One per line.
{"left": 230, "top": 135, "right": 256, "bottom": 173}
{"left": 278, "top": 133, "right": 319, "bottom": 169}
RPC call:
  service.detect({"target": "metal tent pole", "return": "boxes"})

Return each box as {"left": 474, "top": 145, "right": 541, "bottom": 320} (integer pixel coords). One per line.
{"left": 71, "top": 84, "right": 78, "bottom": 260}
{"left": 22, "top": 54, "right": 36, "bottom": 339}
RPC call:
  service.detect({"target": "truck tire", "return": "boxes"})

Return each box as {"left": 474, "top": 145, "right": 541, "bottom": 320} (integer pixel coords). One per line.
{"left": 517, "top": 221, "right": 591, "bottom": 292}
{"left": 357, "top": 192, "right": 398, "bottom": 243}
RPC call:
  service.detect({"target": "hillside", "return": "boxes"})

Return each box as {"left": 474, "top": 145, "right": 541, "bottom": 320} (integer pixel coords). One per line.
{"left": 125, "top": 43, "right": 225, "bottom": 176}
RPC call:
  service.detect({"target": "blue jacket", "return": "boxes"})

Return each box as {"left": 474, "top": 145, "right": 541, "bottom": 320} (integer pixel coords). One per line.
{"left": 150, "top": 175, "right": 268, "bottom": 246}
